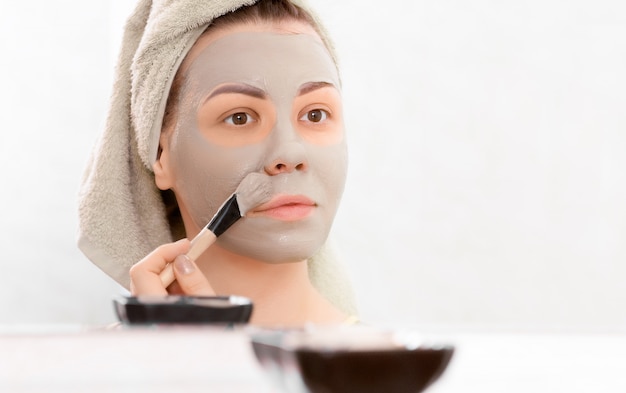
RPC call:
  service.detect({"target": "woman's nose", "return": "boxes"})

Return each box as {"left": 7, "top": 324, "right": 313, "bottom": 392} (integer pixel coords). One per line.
{"left": 263, "top": 120, "right": 309, "bottom": 175}
{"left": 264, "top": 141, "right": 309, "bottom": 175}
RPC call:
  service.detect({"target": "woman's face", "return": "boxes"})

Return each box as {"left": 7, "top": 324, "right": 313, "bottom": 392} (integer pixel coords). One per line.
{"left": 156, "top": 21, "right": 348, "bottom": 263}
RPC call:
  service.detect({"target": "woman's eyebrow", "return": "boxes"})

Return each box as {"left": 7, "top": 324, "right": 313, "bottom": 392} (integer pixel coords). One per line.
{"left": 297, "top": 81, "right": 335, "bottom": 96}
{"left": 206, "top": 84, "right": 267, "bottom": 100}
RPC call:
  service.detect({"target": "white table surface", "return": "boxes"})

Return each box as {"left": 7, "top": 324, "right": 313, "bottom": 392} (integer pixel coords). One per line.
{"left": 426, "top": 331, "right": 626, "bottom": 393}
{"left": 1, "top": 325, "right": 270, "bottom": 393}
{"left": 1, "top": 325, "right": 625, "bottom": 392}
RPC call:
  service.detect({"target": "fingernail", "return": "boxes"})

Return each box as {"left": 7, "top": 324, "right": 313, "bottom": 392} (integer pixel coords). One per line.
{"left": 174, "top": 255, "right": 195, "bottom": 275}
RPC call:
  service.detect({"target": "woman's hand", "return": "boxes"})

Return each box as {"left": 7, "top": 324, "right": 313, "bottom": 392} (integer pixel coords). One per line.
{"left": 129, "top": 239, "right": 215, "bottom": 296}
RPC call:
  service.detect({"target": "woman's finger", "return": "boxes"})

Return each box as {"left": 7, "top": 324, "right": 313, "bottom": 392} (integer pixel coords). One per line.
{"left": 173, "top": 254, "right": 216, "bottom": 296}
{"left": 129, "top": 239, "right": 190, "bottom": 295}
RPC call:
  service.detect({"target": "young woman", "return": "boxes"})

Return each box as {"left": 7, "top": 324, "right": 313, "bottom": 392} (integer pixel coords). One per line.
{"left": 78, "top": 0, "right": 358, "bottom": 326}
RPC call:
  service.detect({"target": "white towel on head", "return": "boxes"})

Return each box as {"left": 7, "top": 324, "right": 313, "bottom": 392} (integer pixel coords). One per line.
{"left": 77, "top": 0, "right": 357, "bottom": 315}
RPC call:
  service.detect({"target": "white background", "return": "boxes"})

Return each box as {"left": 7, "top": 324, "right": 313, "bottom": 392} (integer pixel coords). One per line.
{"left": 0, "top": 0, "right": 624, "bottom": 332}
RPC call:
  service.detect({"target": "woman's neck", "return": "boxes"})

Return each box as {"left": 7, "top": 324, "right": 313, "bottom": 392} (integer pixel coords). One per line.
{"left": 196, "top": 243, "right": 346, "bottom": 327}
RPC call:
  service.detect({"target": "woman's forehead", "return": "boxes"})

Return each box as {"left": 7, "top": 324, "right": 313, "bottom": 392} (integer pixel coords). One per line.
{"left": 180, "top": 19, "right": 325, "bottom": 76}
{"left": 180, "top": 30, "right": 340, "bottom": 98}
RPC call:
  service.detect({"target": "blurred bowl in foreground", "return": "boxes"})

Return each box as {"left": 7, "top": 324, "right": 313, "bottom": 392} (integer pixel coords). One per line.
{"left": 114, "top": 295, "right": 253, "bottom": 325}
{"left": 249, "top": 326, "right": 454, "bottom": 393}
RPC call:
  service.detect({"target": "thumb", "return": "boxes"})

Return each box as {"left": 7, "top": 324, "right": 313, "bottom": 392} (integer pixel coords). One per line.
{"left": 173, "top": 254, "right": 216, "bottom": 296}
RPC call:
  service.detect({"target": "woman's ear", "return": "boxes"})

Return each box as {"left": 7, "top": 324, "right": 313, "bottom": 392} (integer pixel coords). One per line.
{"left": 153, "top": 133, "right": 175, "bottom": 191}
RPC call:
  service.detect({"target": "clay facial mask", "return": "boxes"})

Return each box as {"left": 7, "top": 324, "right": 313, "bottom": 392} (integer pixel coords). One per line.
{"left": 167, "top": 31, "right": 347, "bottom": 263}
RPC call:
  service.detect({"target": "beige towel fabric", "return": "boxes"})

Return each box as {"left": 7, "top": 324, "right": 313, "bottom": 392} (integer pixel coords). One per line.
{"left": 77, "top": 0, "right": 357, "bottom": 315}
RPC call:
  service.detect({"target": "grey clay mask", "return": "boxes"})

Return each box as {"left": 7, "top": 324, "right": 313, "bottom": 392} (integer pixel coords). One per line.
{"left": 167, "top": 31, "right": 348, "bottom": 263}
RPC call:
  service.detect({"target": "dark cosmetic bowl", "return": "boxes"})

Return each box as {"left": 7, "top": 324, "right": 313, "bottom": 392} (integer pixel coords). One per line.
{"left": 114, "top": 295, "right": 253, "bottom": 325}
{"left": 250, "top": 327, "right": 454, "bottom": 393}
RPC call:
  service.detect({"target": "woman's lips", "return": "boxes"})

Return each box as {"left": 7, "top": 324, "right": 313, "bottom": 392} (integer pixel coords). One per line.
{"left": 249, "top": 194, "right": 316, "bottom": 221}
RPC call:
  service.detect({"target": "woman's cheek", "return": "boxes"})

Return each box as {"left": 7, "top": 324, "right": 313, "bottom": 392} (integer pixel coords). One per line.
{"left": 170, "top": 124, "right": 265, "bottom": 227}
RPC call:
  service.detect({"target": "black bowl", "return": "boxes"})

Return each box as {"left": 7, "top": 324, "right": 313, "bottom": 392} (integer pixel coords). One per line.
{"left": 250, "top": 327, "right": 454, "bottom": 393}
{"left": 114, "top": 295, "right": 253, "bottom": 325}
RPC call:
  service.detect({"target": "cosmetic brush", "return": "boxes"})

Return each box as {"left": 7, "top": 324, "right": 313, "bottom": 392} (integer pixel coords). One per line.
{"left": 159, "top": 173, "right": 272, "bottom": 288}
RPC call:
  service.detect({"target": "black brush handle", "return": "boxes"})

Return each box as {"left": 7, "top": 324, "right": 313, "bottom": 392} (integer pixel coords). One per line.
{"left": 207, "top": 194, "right": 241, "bottom": 237}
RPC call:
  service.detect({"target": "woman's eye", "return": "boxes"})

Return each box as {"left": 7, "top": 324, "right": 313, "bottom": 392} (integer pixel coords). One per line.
{"left": 300, "top": 109, "right": 328, "bottom": 123}
{"left": 225, "top": 112, "right": 255, "bottom": 125}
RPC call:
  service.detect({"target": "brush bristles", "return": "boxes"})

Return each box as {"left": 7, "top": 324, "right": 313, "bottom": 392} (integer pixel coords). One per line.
{"left": 235, "top": 173, "right": 272, "bottom": 215}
